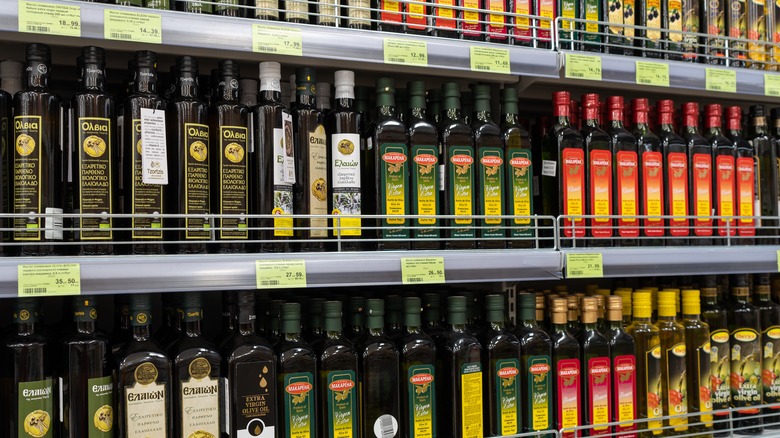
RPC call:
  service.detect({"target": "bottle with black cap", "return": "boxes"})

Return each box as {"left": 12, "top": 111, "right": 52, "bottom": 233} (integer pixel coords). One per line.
{"left": 422, "top": 292, "right": 447, "bottom": 341}
{"left": 166, "top": 56, "right": 210, "bottom": 254}
{"left": 502, "top": 87, "right": 534, "bottom": 248}
{"left": 293, "top": 68, "right": 327, "bottom": 252}
{"left": 12, "top": 43, "right": 63, "bottom": 256}
{"left": 71, "top": 46, "right": 117, "bottom": 255}
{"left": 115, "top": 294, "right": 173, "bottom": 438}
{"left": 209, "top": 60, "right": 249, "bottom": 253}
{"left": 752, "top": 274, "right": 780, "bottom": 428}
{"left": 278, "top": 302, "right": 317, "bottom": 437}
{"left": 400, "top": 296, "right": 437, "bottom": 438}
{"left": 61, "top": 296, "right": 113, "bottom": 438}
{"left": 749, "top": 105, "right": 778, "bottom": 241}
{"left": 514, "top": 293, "right": 553, "bottom": 435}
{"left": 724, "top": 106, "right": 755, "bottom": 243}
{"left": 169, "top": 292, "right": 221, "bottom": 438}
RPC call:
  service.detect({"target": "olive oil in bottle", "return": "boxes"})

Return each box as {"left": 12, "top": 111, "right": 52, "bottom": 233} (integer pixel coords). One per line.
{"left": 657, "top": 100, "right": 689, "bottom": 245}
{"left": 606, "top": 296, "right": 638, "bottom": 436}
{"left": 748, "top": 106, "right": 777, "bottom": 240}
{"left": 723, "top": 106, "right": 755, "bottom": 242}
{"left": 278, "top": 302, "right": 317, "bottom": 438}
{"left": 753, "top": 274, "right": 780, "bottom": 428}
{"left": 579, "top": 297, "right": 612, "bottom": 436}
{"left": 515, "top": 293, "right": 553, "bottom": 434}
{"left": 472, "top": 85, "right": 506, "bottom": 248}
{"left": 681, "top": 290, "right": 714, "bottom": 435}
{"left": 606, "top": 97, "right": 639, "bottom": 246}
{"left": 501, "top": 87, "right": 534, "bottom": 247}
{"left": 400, "top": 296, "right": 437, "bottom": 438}
{"left": 581, "top": 94, "right": 614, "bottom": 246}
{"left": 657, "top": 290, "right": 688, "bottom": 433}
{"left": 704, "top": 104, "right": 737, "bottom": 242}
{"left": 701, "top": 276, "right": 731, "bottom": 436}
{"left": 631, "top": 99, "right": 664, "bottom": 246}
{"left": 627, "top": 290, "right": 663, "bottom": 437}
{"left": 682, "top": 103, "right": 714, "bottom": 244}
{"left": 551, "top": 298, "right": 582, "bottom": 438}
{"left": 483, "top": 294, "right": 522, "bottom": 436}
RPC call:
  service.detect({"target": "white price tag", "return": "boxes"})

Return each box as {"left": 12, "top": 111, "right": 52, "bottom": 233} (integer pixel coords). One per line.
{"left": 282, "top": 111, "right": 296, "bottom": 184}
{"left": 141, "top": 108, "right": 168, "bottom": 185}
{"left": 542, "top": 160, "right": 557, "bottom": 177}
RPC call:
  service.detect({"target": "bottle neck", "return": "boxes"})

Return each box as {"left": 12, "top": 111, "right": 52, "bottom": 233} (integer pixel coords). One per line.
{"left": 409, "top": 106, "right": 426, "bottom": 120}
{"left": 185, "top": 318, "right": 203, "bottom": 337}
{"left": 633, "top": 110, "right": 648, "bottom": 127}
{"left": 405, "top": 324, "right": 422, "bottom": 334}
{"left": 489, "top": 320, "right": 505, "bottom": 331}
{"left": 17, "top": 321, "right": 36, "bottom": 335}
{"left": 335, "top": 97, "right": 354, "bottom": 112}
{"left": 683, "top": 114, "right": 699, "bottom": 133}
{"left": 658, "top": 314, "right": 677, "bottom": 322}
{"left": 216, "top": 75, "right": 239, "bottom": 102}
{"left": 133, "top": 323, "right": 151, "bottom": 341}
{"left": 25, "top": 61, "right": 49, "bottom": 90}
{"left": 607, "top": 319, "right": 622, "bottom": 330}
{"left": 473, "top": 110, "right": 492, "bottom": 123}
{"left": 75, "top": 320, "right": 96, "bottom": 334}
{"left": 133, "top": 67, "right": 158, "bottom": 95}
{"left": 502, "top": 112, "right": 519, "bottom": 126}
{"left": 177, "top": 73, "right": 198, "bottom": 99}
{"left": 682, "top": 313, "right": 700, "bottom": 321}
{"left": 379, "top": 105, "right": 397, "bottom": 118}
{"left": 284, "top": 330, "right": 302, "bottom": 342}
{"left": 237, "top": 304, "right": 257, "bottom": 335}
{"left": 608, "top": 108, "right": 624, "bottom": 128}
{"left": 632, "top": 315, "right": 653, "bottom": 324}
{"left": 81, "top": 62, "right": 106, "bottom": 91}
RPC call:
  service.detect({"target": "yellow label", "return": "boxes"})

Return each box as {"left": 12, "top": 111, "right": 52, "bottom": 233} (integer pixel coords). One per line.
{"left": 565, "top": 53, "right": 602, "bottom": 81}
{"left": 766, "top": 74, "right": 780, "bottom": 96}
{"left": 470, "top": 47, "right": 511, "bottom": 74}
{"left": 332, "top": 211, "right": 361, "bottom": 237}
{"left": 384, "top": 39, "right": 428, "bottom": 66}
{"left": 19, "top": 1, "right": 80, "bottom": 37}
{"left": 18, "top": 263, "right": 81, "bottom": 297}
{"left": 273, "top": 207, "right": 294, "bottom": 237}
{"left": 384, "top": 0, "right": 400, "bottom": 10}
{"left": 104, "top": 9, "right": 162, "bottom": 44}
{"left": 255, "top": 259, "right": 307, "bottom": 289}
{"left": 636, "top": 61, "right": 670, "bottom": 87}
{"left": 705, "top": 68, "right": 737, "bottom": 93}
{"left": 253, "top": 24, "right": 303, "bottom": 56}
{"left": 409, "top": 3, "right": 425, "bottom": 15}
{"left": 460, "top": 367, "right": 483, "bottom": 438}
{"left": 401, "top": 257, "right": 445, "bottom": 285}
{"left": 565, "top": 253, "right": 604, "bottom": 278}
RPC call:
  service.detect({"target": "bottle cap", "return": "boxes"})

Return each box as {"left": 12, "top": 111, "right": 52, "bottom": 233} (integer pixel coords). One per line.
{"left": 218, "top": 59, "right": 240, "bottom": 78}
{"left": 485, "top": 294, "right": 504, "bottom": 310}
{"left": 473, "top": 84, "right": 491, "bottom": 100}
{"left": 606, "top": 295, "right": 622, "bottom": 321}
{"left": 607, "top": 96, "right": 624, "bottom": 110}
{"left": 377, "top": 77, "right": 395, "bottom": 94}
{"left": 632, "top": 98, "right": 649, "bottom": 112}
{"left": 581, "top": 93, "right": 600, "bottom": 107}
{"left": 683, "top": 102, "right": 698, "bottom": 115}
{"left": 682, "top": 289, "right": 701, "bottom": 315}
{"left": 26, "top": 43, "right": 51, "bottom": 63}
{"left": 366, "top": 298, "right": 385, "bottom": 329}
{"left": 581, "top": 297, "right": 597, "bottom": 323}
{"left": 727, "top": 106, "right": 742, "bottom": 119}
{"left": 134, "top": 50, "right": 157, "bottom": 68}
{"left": 657, "top": 99, "right": 674, "bottom": 113}
{"left": 176, "top": 56, "right": 198, "bottom": 74}
{"left": 130, "top": 293, "right": 153, "bottom": 311}
{"left": 0, "top": 60, "right": 23, "bottom": 79}
{"left": 615, "top": 290, "right": 632, "bottom": 315}
{"left": 658, "top": 291, "right": 677, "bottom": 317}
{"left": 502, "top": 87, "right": 518, "bottom": 103}
{"left": 404, "top": 296, "right": 422, "bottom": 314}
{"left": 442, "top": 82, "right": 460, "bottom": 98}
{"left": 296, "top": 67, "right": 315, "bottom": 84}
{"left": 281, "top": 302, "right": 301, "bottom": 321}
{"left": 749, "top": 105, "right": 766, "bottom": 117}
{"left": 350, "top": 296, "right": 365, "bottom": 313}
{"left": 408, "top": 80, "right": 426, "bottom": 96}
{"left": 448, "top": 295, "right": 467, "bottom": 313}
{"left": 334, "top": 70, "right": 355, "bottom": 88}
{"left": 182, "top": 291, "right": 202, "bottom": 309}
{"left": 73, "top": 296, "right": 98, "bottom": 322}
{"left": 705, "top": 104, "right": 722, "bottom": 117}
{"left": 324, "top": 300, "right": 342, "bottom": 318}
{"left": 14, "top": 298, "right": 39, "bottom": 323}
{"left": 553, "top": 91, "right": 570, "bottom": 105}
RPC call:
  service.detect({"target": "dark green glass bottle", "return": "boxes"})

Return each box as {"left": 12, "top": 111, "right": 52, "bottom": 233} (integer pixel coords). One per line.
{"left": 551, "top": 297, "right": 582, "bottom": 438}
{"left": 700, "top": 276, "right": 730, "bottom": 436}
{"left": 346, "top": 296, "right": 365, "bottom": 344}
{"left": 514, "top": 293, "right": 553, "bottom": 434}
{"left": 581, "top": 94, "right": 614, "bottom": 246}
{"left": 472, "top": 85, "right": 506, "bottom": 249}
{"left": 407, "top": 81, "right": 440, "bottom": 250}
{"left": 501, "top": 87, "right": 534, "bottom": 248}
{"left": 216, "top": 291, "right": 237, "bottom": 348}
{"left": 111, "top": 295, "right": 131, "bottom": 355}
{"left": 278, "top": 302, "right": 317, "bottom": 438}
{"left": 422, "top": 293, "right": 447, "bottom": 342}
{"left": 749, "top": 105, "right": 778, "bottom": 241}
{"left": 753, "top": 274, "right": 780, "bottom": 429}
{"left": 304, "top": 297, "right": 326, "bottom": 346}
{"left": 579, "top": 296, "right": 613, "bottom": 437}
{"left": 386, "top": 294, "right": 404, "bottom": 339}
{"left": 400, "top": 296, "right": 437, "bottom": 438}
{"left": 154, "top": 292, "right": 182, "bottom": 349}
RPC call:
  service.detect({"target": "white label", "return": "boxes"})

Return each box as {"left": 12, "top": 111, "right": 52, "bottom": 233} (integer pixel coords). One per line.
{"left": 125, "top": 382, "right": 167, "bottom": 438}
{"left": 221, "top": 377, "right": 230, "bottom": 433}
{"left": 373, "top": 414, "right": 399, "bottom": 437}
{"left": 542, "top": 160, "right": 557, "bottom": 177}
{"left": 44, "top": 207, "right": 63, "bottom": 240}
{"left": 282, "top": 112, "right": 296, "bottom": 184}
{"left": 59, "top": 377, "right": 64, "bottom": 422}
{"left": 140, "top": 108, "right": 168, "bottom": 185}
{"left": 331, "top": 132, "right": 361, "bottom": 214}
{"left": 181, "top": 376, "right": 220, "bottom": 437}
{"left": 439, "top": 164, "right": 446, "bottom": 191}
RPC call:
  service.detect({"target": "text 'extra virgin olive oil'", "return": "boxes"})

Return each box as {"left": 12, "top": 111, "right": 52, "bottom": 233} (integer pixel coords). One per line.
{"left": 627, "top": 290, "right": 663, "bottom": 437}
{"left": 501, "top": 87, "right": 534, "bottom": 247}
{"left": 472, "top": 85, "right": 506, "bottom": 248}
{"left": 700, "top": 277, "right": 731, "bottom": 436}
{"left": 606, "top": 296, "right": 638, "bottom": 436}
{"left": 551, "top": 298, "right": 582, "bottom": 438}
{"left": 278, "top": 302, "right": 317, "bottom": 438}
{"left": 482, "top": 294, "right": 521, "bottom": 437}
{"left": 681, "top": 290, "right": 714, "bottom": 435}
{"left": 657, "top": 290, "right": 688, "bottom": 433}
{"left": 578, "top": 297, "right": 612, "bottom": 436}
{"left": 753, "top": 274, "right": 780, "bottom": 428}
{"left": 401, "top": 296, "right": 437, "bottom": 438}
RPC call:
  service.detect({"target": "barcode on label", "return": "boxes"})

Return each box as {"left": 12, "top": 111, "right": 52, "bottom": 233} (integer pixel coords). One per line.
{"left": 27, "top": 25, "right": 50, "bottom": 32}
{"left": 379, "top": 415, "right": 395, "bottom": 438}
{"left": 570, "top": 72, "right": 584, "bottom": 77}
{"left": 258, "top": 46, "right": 278, "bottom": 52}
{"left": 569, "top": 270, "right": 583, "bottom": 276}
{"left": 475, "top": 65, "right": 490, "bottom": 70}
{"left": 260, "top": 279, "right": 280, "bottom": 286}
{"left": 387, "top": 57, "right": 406, "bottom": 63}
{"left": 23, "top": 287, "right": 48, "bottom": 295}
{"left": 407, "top": 277, "right": 424, "bottom": 283}
{"left": 639, "top": 79, "right": 651, "bottom": 84}
{"left": 110, "top": 32, "right": 133, "bottom": 39}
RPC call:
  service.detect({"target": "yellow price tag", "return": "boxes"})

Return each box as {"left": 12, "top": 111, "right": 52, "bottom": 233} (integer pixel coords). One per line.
{"left": 19, "top": 1, "right": 80, "bottom": 37}
{"left": 565, "top": 253, "right": 604, "bottom": 278}
{"left": 706, "top": 68, "right": 737, "bottom": 93}
{"left": 256, "top": 259, "right": 307, "bottom": 289}
{"left": 636, "top": 61, "right": 670, "bottom": 87}
{"left": 766, "top": 74, "right": 780, "bottom": 97}
{"left": 384, "top": 39, "right": 428, "bottom": 66}
{"left": 470, "top": 46, "right": 511, "bottom": 74}
{"left": 104, "top": 9, "right": 162, "bottom": 44}
{"left": 252, "top": 24, "right": 303, "bottom": 56}
{"left": 565, "top": 53, "right": 602, "bottom": 81}
{"left": 18, "top": 263, "right": 81, "bottom": 297}
{"left": 401, "top": 257, "right": 445, "bottom": 285}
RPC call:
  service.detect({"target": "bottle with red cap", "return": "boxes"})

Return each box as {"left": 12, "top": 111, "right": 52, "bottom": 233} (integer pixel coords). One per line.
{"left": 541, "top": 91, "right": 586, "bottom": 242}
{"left": 748, "top": 104, "right": 778, "bottom": 240}
{"left": 605, "top": 96, "right": 639, "bottom": 246}
{"left": 704, "top": 104, "right": 737, "bottom": 242}
{"left": 724, "top": 106, "right": 756, "bottom": 241}
{"left": 682, "top": 102, "right": 714, "bottom": 245}
{"left": 581, "top": 93, "right": 614, "bottom": 246}
{"left": 657, "top": 99, "right": 689, "bottom": 245}
{"left": 631, "top": 98, "right": 665, "bottom": 246}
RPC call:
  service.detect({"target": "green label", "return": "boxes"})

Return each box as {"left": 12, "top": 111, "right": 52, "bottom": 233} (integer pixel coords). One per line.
{"left": 284, "top": 372, "right": 315, "bottom": 438}
{"left": 710, "top": 329, "right": 730, "bottom": 410}
{"left": 460, "top": 363, "right": 483, "bottom": 438}
{"left": 411, "top": 145, "right": 439, "bottom": 240}
{"left": 525, "top": 355, "right": 551, "bottom": 431}
{"left": 478, "top": 147, "right": 505, "bottom": 239}
{"left": 380, "top": 143, "right": 410, "bottom": 240}
{"left": 87, "top": 376, "right": 114, "bottom": 437}
{"left": 408, "top": 364, "right": 435, "bottom": 438}
{"left": 326, "top": 370, "right": 358, "bottom": 438}
{"left": 448, "top": 146, "right": 475, "bottom": 239}
{"left": 494, "top": 358, "right": 521, "bottom": 435}
{"left": 18, "top": 378, "right": 54, "bottom": 438}
{"left": 730, "top": 329, "right": 762, "bottom": 410}
{"left": 762, "top": 326, "right": 780, "bottom": 404}
{"left": 508, "top": 149, "right": 533, "bottom": 238}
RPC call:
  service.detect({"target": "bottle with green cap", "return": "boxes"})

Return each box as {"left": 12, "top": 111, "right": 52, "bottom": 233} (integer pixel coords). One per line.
{"left": 513, "top": 293, "right": 552, "bottom": 434}
{"left": 396, "top": 88, "right": 408, "bottom": 124}
{"left": 168, "top": 292, "right": 221, "bottom": 437}
{"left": 550, "top": 297, "right": 581, "bottom": 438}
{"left": 482, "top": 294, "right": 522, "bottom": 437}
{"left": 427, "top": 88, "right": 442, "bottom": 129}
{"left": 436, "top": 295, "right": 483, "bottom": 437}
{"left": 657, "top": 290, "right": 688, "bottom": 433}
{"left": 727, "top": 274, "right": 762, "bottom": 434}
{"left": 681, "top": 289, "right": 714, "bottom": 435}
{"left": 440, "top": 82, "right": 476, "bottom": 249}
{"left": 278, "top": 302, "right": 317, "bottom": 438}
{"left": 422, "top": 292, "right": 447, "bottom": 341}
{"left": 155, "top": 292, "right": 183, "bottom": 348}
{"left": 304, "top": 297, "right": 326, "bottom": 345}
{"left": 293, "top": 67, "right": 328, "bottom": 252}
{"left": 606, "top": 295, "right": 638, "bottom": 436}
{"left": 627, "top": 289, "right": 663, "bottom": 437}
{"left": 407, "top": 80, "right": 441, "bottom": 250}
{"left": 116, "top": 294, "right": 173, "bottom": 438}
{"left": 700, "top": 276, "right": 730, "bottom": 437}
{"left": 357, "top": 299, "right": 401, "bottom": 438}
{"left": 368, "top": 77, "right": 410, "bottom": 250}
{"left": 501, "top": 87, "right": 534, "bottom": 248}
{"left": 346, "top": 296, "right": 366, "bottom": 344}
{"left": 400, "top": 296, "right": 437, "bottom": 438}
{"left": 316, "top": 300, "right": 359, "bottom": 438}
{"left": 752, "top": 273, "right": 780, "bottom": 429}
{"left": 221, "top": 290, "right": 278, "bottom": 437}
{"left": 462, "top": 290, "right": 484, "bottom": 338}
{"left": 61, "top": 296, "right": 113, "bottom": 438}
{"left": 576, "top": 296, "right": 612, "bottom": 436}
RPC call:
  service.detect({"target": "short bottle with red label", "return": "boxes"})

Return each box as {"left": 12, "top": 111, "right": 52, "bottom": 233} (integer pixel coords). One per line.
{"left": 631, "top": 98, "right": 664, "bottom": 247}
{"left": 579, "top": 296, "right": 613, "bottom": 437}
{"left": 657, "top": 100, "right": 689, "bottom": 246}
{"left": 606, "top": 96, "right": 639, "bottom": 246}
{"left": 551, "top": 298, "right": 581, "bottom": 438}
{"left": 682, "top": 102, "right": 714, "bottom": 245}
{"left": 704, "top": 104, "right": 737, "bottom": 243}
{"left": 724, "top": 106, "right": 756, "bottom": 242}
{"left": 606, "top": 295, "right": 637, "bottom": 438}
{"left": 581, "top": 94, "right": 614, "bottom": 247}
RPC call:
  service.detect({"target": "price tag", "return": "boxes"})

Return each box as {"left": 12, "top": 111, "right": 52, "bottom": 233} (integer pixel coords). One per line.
{"left": 19, "top": 1, "right": 80, "bottom": 37}
{"left": 636, "top": 61, "right": 670, "bottom": 87}
{"left": 565, "top": 253, "right": 603, "bottom": 278}
{"left": 255, "top": 259, "right": 307, "bottom": 289}
{"left": 470, "top": 46, "right": 511, "bottom": 74}
{"left": 564, "top": 53, "right": 602, "bottom": 81}
{"left": 401, "top": 257, "right": 445, "bottom": 285}
{"left": 104, "top": 9, "right": 162, "bottom": 44}
{"left": 384, "top": 39, "right": 428, "bottom": 66}
{"left": 18, "top": 263, "right": 81, "bottom": 297}
{"left": 252, "top": 24, "right": 303, "bottom": 56}
{"left": 766, "top": 74, "right": 780, "bottom": 97}
{"left": 705, "top": 68, "right": 737, "bottom": 93}
{"left": 141, "top": 108, "right": 168, "bottom": 185}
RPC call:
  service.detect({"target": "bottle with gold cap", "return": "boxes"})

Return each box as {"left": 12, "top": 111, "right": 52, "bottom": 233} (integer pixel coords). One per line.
{"left": 579, "top": 296, "right": 612, "bottom": 436}
{"left": 551, "top": 297, "right": 581, "bottom": 438}
{"left": 681, "top": 289, "right": 714, "bottom": 436}
{"left": 657, "top": 290, "right": 688, "bottom": 433}
{"left": 606, "top": 295, "right": 638, "bottom": 437}
{"left": 595, "top": 294, "right": 607, "bottom": 334}
{"left": 615, "top": 289, "right": 633, "bottom": 327}
{"left": 483, "top": 294, "right": 522, "bottom": 437}
{"left": 700, "top": 275, "right": 731, "bottom": 437}
{"left": 727, "top": 274, "right": 763, "bottom": 434}
{"left": 752, "top": 273, "right": 780, "bottom": 429}
{"left": 514, "top": 293, "right": 553, "bottom": 434}
{"left": 627, "top": 290, "right": 663, "bottom": 437}
{"left": 567, "top": 295, "right": 583, "bottom": 340}
{"left": 535, "top": 294, "right": 546, "bottom": 328}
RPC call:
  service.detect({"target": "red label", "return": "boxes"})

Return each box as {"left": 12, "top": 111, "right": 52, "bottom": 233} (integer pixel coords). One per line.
{"left": 557, "top": 358, "right": 581, "bottom": 438}
{"left": 286, "top": 382, "right": 313, "bottom": 394}
{"left": 613, "top": 355, "right": 637, "bottom": 438}
{"left": 451, "top": 154, "right": 474, "bottom": 165}
{"left": 486, "top": 0, "right": 508, "bottom": 39}
{"left": 380, "top": 0, "right": 402, "bottom": 22}
{"left": 498, "top": 367, "right": 520, "bottom": 378}
{"left": 414, "top": 154, "right": 438, "bottom": 165}
{"left": 530, "top": 363, "right": 551, "bottom": 374}
{"left": 383, "top": 152, "right": 407, "bottom": 164}
{"left": 715, "top": 155, "right": 736, "bottom": 236}
{"left": 590, "top": 149, "right": 613, "bottom": 238}
{"left": 642, "top": 151, "right": 664, "bottom": 237}
{"left": 462, "top": 0, "right": 481, "bottom": 36}
{"left": 667, "top": 152, "right": 689, "bottom": 237}
{"left": 736, "top": 157, "right": 755, "bottom": 236}
{"left": 433, "top": 0, "right": 457, "bottom": 29}
{"left": 562, "top": 148, "right": 585, "bottom": 238}
{"left": 588, "top": 357, "right": 612, "bottom": 436}
{"left": 616, "top": 150, "right": 639, "bottom": 237}
{"left": 329, "top": 379, "right": 355, "bottom": 391}
{"left": 405, "top": 0, "right": 428, "bottom": 30}
{"left": 514, "top": 0, "right": 532, "bottom": 40}
{"left": 692, "top": 153, "right": 713, "bottom": 236}
{"left": 511, "top": 157, "right": 531, "bottom": 167}
{"left": 410, "top": 373, "right": 434, "bottom": 385}
{"left": 481, "top": 156, "right": 504, "bottom": 166}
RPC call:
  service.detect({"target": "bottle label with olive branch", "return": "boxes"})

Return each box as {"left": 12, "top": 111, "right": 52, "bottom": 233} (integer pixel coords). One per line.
{"left": 493, "top": 359, "right": 520, "bottom": 435}
{"left": 587, "top": 357, "right": 612, "bottom": 435}
{"left": 526, "top": 356, "right": 552, "bottom": 431}
{"left": 331, "top": 133, "right": 362, "bottom": 237}
{"left": 557, "top": 358, "right": 581, "bottom": 438}
{"left": 379, "top": 143, "right": 410, "bottom": 240}
{"left": 478, "top": 147, "right": 505, "bottom": 238}
{"left": 448, "top": 146, "right": 476, "bottom": 238}
{"left": 730, "top": 328, "right": 762, "bottom": 414}
{"left": 589, "top": 149, "right": 613, "bottom": 238}
{"left": 761, "top": 326, "right": 780, "bottom": 407}
{"left": 665, "top": 343, "right": 688, "bottom": 431}
{"left": 283, "top": 372, "right": 315, "bottom": 437}
{"left": 326, "top": 370, "right": 358, "bottom": 438}
{"left": 408, "top": 365, "right": 436, "bottom": 438}
{"left": 710, "top": 330, "right": 731, "bottom": 413}
{"left": 411, "top": 145, "right": 440, "bottom": 239}
{"left": 508, "top": 150, "right": 532, "bottom": 236}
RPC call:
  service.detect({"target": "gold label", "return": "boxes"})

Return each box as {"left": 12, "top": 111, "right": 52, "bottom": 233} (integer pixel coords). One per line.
{"left": 135, "top": 362, "right": 159, "bottom": 385}
{"left": 189, "top": 357, "right": 212, "bottom": 379}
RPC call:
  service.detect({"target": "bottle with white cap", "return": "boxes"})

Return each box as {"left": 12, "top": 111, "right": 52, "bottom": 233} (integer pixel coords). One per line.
{"left": 238, "top": 79, "right": 258, "bottom": 107}
{"left": 252, "top": 61, "right": 292, "bottom": 252}
{"left": 326, "top": 70, "right": 362, "bottom": 250}
{"left": 316, "top": 82, "right": 331, "bottom": 113}
{"left": 0, "top": 60, "right": 23, "bottom": 96}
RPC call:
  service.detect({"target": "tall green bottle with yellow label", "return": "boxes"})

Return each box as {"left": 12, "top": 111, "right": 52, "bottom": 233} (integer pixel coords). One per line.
{"left": 483, "top": 294, "right": 521, "bottom": 437}
{"left": 681, "top": 290, "right": 714, "bottom": 436}
{"left": 628, "top": 290, "right": 663, "bottom": 437}
{"left": 515, "top": 293, "right": 553, "bottom": 435}
{"left": 657, "top": 290, "right": 688, "bottom": 434}
{"left": 400, "top": 297, "right": 437, "bottom": 438}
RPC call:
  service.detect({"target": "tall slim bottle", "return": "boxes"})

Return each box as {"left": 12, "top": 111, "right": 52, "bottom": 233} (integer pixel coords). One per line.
{"left": 627, "top": 290, "right": 663, "bottom": 437}
{"left": 0, "top": 82, "right": 9, "bottom": 253}
{"left": 681, "top": 290, "right": 714, "bottom": 435}
{"left": 400, "top": 296, "right": 437, "bottom": 438}
{"left": 514, "top": 293, "right": 553, "bottom": 434}
{"left": 423, "top": 293, "right": 447, "bottom": 341}
{"left": 210, "top": 60, "right": 249, "bottom": 253}
{"left": 749, "top": 105, "right": 777, "bottom": 240}
{"left": 753, "top": 274, "right": 780, "bottom": 428}
{"left": 725, "top": 107, "right": 756, "bottom": 241}
{"left": 472, "top": 84, "right": 506, "bottom": 248}
{"left": 657, "top": 100, "right": 689, "bottom": 245}
{"left": 704, "top": 104, "right": 737, "bottom": 242}
{"left": 581, "top": 94, "right": 613, "bottom": 246}
{"left": 632, "top": 98, "right": 664, "bottom": 246}
{"left": 606, "top": 96, "right": 639, "bottom": 246}
{"left": 278, "top": 302, "right": 317, "bottom": 438}
{"left": 578, "top": 297, "right": 612, "bottom": 436}
{"left": 700, "top": 277, "right": 730, "bottom": 436}
{"left": 657, "top": 290, "right": 688, "bottom": 433}
{"left": 606, "top": 296, "right": 638, "bottom": 436}
{"left": 551, "top": 298, "right": 582, "bottom": 438}
{"left": 501, "top": 87, "right": 534, "bottom": 247}
{"left": 681, "top": 102, "right": 714, "bottom": 244}
{"left": 12, "top": 43, "right": 63, "bottom": 255}
{"left": 165, "top": 56, "right": 210, "bottom": 254}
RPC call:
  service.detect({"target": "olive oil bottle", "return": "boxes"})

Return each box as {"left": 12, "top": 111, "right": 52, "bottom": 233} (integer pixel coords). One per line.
{"left": 400, "top": 296, "right": 437, "bottom": 438}
{"left": 278, "top": 302, "right": 317, "bottom": 438}
{"left": 501, "top": 87, "right": 534, "bottom": 247}
{"left": 423, "top": 293, "right": 447, "bottom": 341}
{"left": 581, "top": 94, "right": 613, "bottom": 246}
{"left": 304, "top": 297, "right": 326, "bottom": 346}
{"left": 606, "top": 296, "right": 638, "bottom": 436}
{"left": 578, "top": 297, "right": 612, "bottom": 436}
{"left": 753, "top": 274, "right": 780, "bottom": 428}
{"left": 704, "top": 104, "right": 737, "bottom": 241}
{"left": 657, "top": 100, "right": 689, "bottom": 245}
{"left": 681, "top": 290, "right": 714, "bottom": 435}
{"left": 682, "top": 103, "right": 714, "bottom": 244}
{"left": 551, "top": 298, "right": 582, "bottom": 438}
{"left": 748, "top": 106, "right": 777, "bottom": 240}
{"left": 627, "top": 290, "right": 663, "bottom": 437}
{"left": 514, "top": 293, "right": 553, "bottom": 434}
{"left": 724, "top": 107, "right": 755, "bottom": 241}
{"left": 567, "top": 295, "right": 584, "bottom": 340}
{"left": 657, "top": 290, "right": 688, "bottom": 433}
{"left": 700, "top": 276, "right": 731, "bottom": 436}
{"left": 631, "top": 99, "right": 664, "bottom": 246}
{"left": 605, "top": 97, "right": 639, "bottom": 246}
{"left": 346, "top": 296, "right": 366, "bottom": 344}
